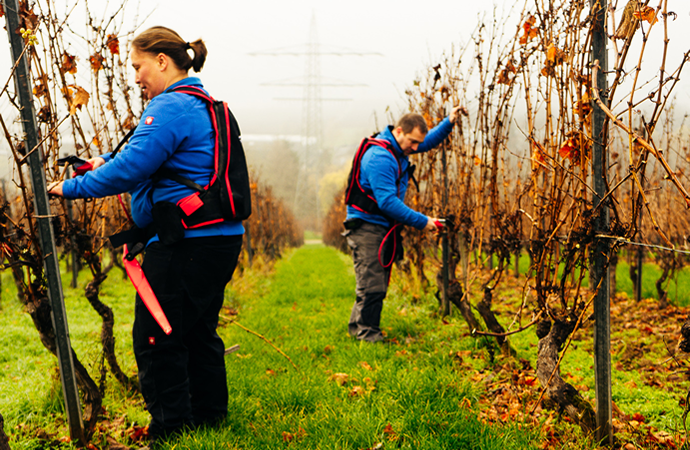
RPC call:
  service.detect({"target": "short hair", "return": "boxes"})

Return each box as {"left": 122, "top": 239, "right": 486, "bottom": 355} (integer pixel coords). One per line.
{"left": 395, "top": 113, "right": 428, "bottom": 134}
{"left": 132, "top": 26, "right": 207, "bottom": 73}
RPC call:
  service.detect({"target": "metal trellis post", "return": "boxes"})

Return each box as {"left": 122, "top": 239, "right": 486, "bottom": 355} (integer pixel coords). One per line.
{"left": 591, "top": 0, "right": 612, "bottom": 444}
{"left": 441, "top": 134, "right": 450, "bottom": 316}
{"left": 2, "top": 0, "right": 85, "bottom": 444}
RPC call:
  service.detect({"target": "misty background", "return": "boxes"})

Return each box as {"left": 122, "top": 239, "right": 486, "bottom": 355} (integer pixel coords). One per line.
{"left": 1, "top": 0, "right": 690, "bottom": 230}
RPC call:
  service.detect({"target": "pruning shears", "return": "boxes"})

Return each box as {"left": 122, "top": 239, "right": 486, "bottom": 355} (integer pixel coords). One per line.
{"left": 56, "top": 155, "right": 93, "bottom": 177}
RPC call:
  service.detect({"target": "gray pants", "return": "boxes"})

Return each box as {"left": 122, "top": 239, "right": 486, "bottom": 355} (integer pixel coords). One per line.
{"left": 345, "top": 222, "right": 391, "bottom": 342}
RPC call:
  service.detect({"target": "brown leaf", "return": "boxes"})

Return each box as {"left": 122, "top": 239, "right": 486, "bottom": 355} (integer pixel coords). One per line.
{"left": 383, "top": 423, "right": 398, "bottom": 441}
{"left": 614, "top": 0, "right": 640, "bottom": 40}
{"left": 328, "top": 372, "right": 349, "bottom": 386}
{"left": 633, "top": 6, "right": 658, "bottom": 25}
{"left": 61, "top": 52, "right": 77, "bottom": 74}
{"left": 90, "top": 53, "right": 104, "bottom": 72}
{"left": 519, "top": 15, "right": 539, "bottom": 44}
{"left": 359, "top": 361, "right": 373, "bottom": 371}
{"left": 349, "top": 385, "right": 365, "bottom": 397}
{"left": 64, "top": 85, "right": 90, "bottom": 115}
{"left": 106, "top": 34, "right": 120, "bottom": 55}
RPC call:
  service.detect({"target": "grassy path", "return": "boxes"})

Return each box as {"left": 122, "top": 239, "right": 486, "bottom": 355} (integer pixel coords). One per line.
{"left": 176, "top": 243, "right": 542, "bottom": 450}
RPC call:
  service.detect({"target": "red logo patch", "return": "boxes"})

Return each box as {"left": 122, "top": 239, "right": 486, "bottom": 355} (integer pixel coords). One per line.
{"left": 145, "top": 116, "right": 154, "bottom": 125}
{"left": 148, "top": 337, "right": 156, "bottom": 345}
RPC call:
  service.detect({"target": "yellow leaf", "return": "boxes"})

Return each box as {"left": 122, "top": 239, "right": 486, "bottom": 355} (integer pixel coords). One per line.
{"left": 633, "top": 6, "right": 658, "bottom": 25}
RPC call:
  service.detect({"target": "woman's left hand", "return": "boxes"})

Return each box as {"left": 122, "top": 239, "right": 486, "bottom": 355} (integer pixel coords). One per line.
{"left": 47, "top": 181, "right": 64, "bottom": 197}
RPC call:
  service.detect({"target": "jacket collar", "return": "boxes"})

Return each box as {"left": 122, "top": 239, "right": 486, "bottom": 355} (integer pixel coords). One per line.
{"left": 378, "top": 125, "right": 406, "bottom": 157}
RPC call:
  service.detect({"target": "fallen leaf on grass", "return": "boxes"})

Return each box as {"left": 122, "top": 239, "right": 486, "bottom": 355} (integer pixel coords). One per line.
{"left": 282, "top": 427, "right": 306, "bottom": 442}
{"left": 360, "top": 361, "right": 373, "bottom": 371}
{"left": 106, "top": 436, "right": 130, "bottom": 450}
{"left": 349, "top": 385, "right": 366, "bottom": 397}
{"left": 632, "top": 412, "right": 646, "bottom": 422}
{"left": 266, "top": 368, "right": 276, "bottom": 376}
{"left": 328, "top": 372, "right": 349, "bottom": 386}
{"left": 383, "top": 423, "right": 398, "bottom": 441}
{"left": 127, "top": 425, "right": 148, "bottom": 442}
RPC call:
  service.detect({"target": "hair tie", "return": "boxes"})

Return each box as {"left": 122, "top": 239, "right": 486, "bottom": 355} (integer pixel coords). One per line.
{"left": 185, "top": 42, "right": 192, "bottom": 50}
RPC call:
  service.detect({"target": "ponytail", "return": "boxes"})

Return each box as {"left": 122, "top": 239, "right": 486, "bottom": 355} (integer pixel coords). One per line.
{"left": 133, "top": 26, "right": 208, "bottom": 73}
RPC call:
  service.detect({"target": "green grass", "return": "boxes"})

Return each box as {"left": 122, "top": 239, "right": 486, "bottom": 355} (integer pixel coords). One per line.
{"left": 0, "top": 247, "right": 545, "bottom": 449}
{"left": 2, "top": 245, "right": 688, "bottom": 449}
{"left": 486, "top": 249, "right": 690, "bottom": 306}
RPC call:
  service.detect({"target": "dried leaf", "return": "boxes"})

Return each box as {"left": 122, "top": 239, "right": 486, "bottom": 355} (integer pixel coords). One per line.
{"left": 546, "top": 44, "right": 565, "bottom": 66}
{"left": 497, "top": 68, "right": 512, "bottom": 85}
{"left": 61, "top": 52, "right": 77, "bottom": 74}
{"left": 614, "top": 0, "right": 640, "bottom": 40}
{"left": 64, "top": 85, "right": 90, "bottom": 115}
{"left": 90, "top": 53, "right": 104, "bottom": 72}
{"left": 519, "top": 15, "right": 539, "bottom": 44}
{"left": 633, "top": 6, "right": 658, "bottom": 25}
{"left": 383, "top": 423, "right": 398, "bottom": 441}
{"left": 531, "top": 142, "right": 548, "bottom": 170}
{"left": 574, "top": 93, "right": 592, "bottom": 117}
{"left": 32, "top": 81, "right": 46, "bottom": 97}
{"left": 559, "top": 139, "right": 577, "bottom": 161}
{"left": 328, "top": 372, "right": 349, "bottom": 386}
{"left": 106, "top": 34, "right": 120, "bottom": 55}
{"left": 359, "top": 361, "right": 373, "bottom": 371}
{"left": 349, "top": 385, "right": 365, "bottom": 397}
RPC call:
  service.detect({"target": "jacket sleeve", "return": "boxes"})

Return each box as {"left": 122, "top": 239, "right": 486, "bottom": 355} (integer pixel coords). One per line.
{"left": 365, "top": 149, "right": 428, "bottom": 230}
{"left": 62, "top": 99, "right": 188, "bottom": 200}
{"left": 414, "top": 116, "right": 452, "bottom": 154}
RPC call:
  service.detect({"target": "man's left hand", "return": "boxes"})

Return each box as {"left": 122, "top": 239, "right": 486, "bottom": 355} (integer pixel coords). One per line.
{"left": 449, "top": 105, "right": 469, "bottom": 124}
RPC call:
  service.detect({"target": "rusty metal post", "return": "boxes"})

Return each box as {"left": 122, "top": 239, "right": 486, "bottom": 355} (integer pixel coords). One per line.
{"left": 2, "top": 1, "right": 85, "bottom": 443}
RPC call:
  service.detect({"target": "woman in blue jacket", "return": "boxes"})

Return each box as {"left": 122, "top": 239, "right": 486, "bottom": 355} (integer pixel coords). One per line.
{"left": 50, "top": 26, "right": 242, "bottom": 444}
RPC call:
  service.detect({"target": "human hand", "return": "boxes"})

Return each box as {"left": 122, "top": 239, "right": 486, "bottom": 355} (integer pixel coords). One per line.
{"left": 424, "top": 217, "right": 443, "bottom": 233}
{"left": 449, "top": 105, "right": 469, "bottom": 124}
{"left": 47, "top": 181, "right": 64, "bottom": 197}
{"left": 88, "top": 157, "right": 106, "bottom": 170}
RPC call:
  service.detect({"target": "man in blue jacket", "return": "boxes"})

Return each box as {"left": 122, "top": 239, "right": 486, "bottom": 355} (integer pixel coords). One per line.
{"left": 344, "top": 107, "right": 466, "bottom": 342}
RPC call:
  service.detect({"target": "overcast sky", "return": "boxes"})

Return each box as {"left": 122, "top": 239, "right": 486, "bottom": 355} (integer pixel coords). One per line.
{"left": 2, "top": 0, "right": 690, "bottom": 151}
{"left": 125, "top": 0, "right": 513, "bottom": 146}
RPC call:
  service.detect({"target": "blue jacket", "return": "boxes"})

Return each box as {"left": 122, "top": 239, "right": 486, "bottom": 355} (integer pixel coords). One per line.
{"left": 345, "top": 117, "right": 453, "bottom": 229}
{"left": 62, "top": 77, "right": 244, "bottom": 239}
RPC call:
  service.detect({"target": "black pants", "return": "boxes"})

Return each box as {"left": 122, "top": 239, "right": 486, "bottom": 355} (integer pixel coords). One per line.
{"left": 132, "top": 235, "right": 242, "bottom": 439}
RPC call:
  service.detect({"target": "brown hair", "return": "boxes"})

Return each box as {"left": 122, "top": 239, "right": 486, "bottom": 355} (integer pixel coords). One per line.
{"left": 132, "top": 26, "right": 207, "bottom": 73}
{"left": 395, "top": 113, "right": 428, "bottom": 134}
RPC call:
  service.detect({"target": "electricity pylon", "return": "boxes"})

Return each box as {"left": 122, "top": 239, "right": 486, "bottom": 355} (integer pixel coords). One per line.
{"left": 249, "top": 12, "right": 380, "bottom": 227}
